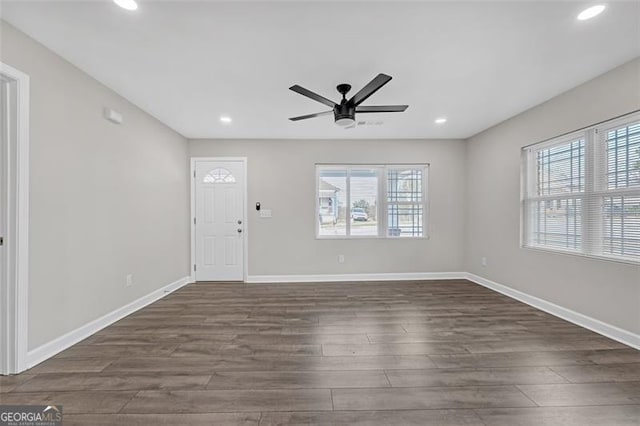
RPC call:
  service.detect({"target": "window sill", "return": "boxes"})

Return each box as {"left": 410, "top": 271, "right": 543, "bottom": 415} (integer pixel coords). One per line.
{"left": 316, "top": 235, "right": 431, "bottom": 241}
{"left": 522, "top": 245, "right": 640, "bottom": 266}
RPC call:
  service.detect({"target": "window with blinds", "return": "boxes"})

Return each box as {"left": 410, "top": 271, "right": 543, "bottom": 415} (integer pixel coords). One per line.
{"left": 599, "top": 119, "right": 640, "bottom": 258}
{"left": 316, "top": 164, "right": 428, "bottom": 239}
{"left": 522, "top": 112, "right": 640, "bottom": 263}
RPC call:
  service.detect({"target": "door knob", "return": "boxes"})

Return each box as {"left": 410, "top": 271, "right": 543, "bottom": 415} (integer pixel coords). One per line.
{"left": 237, "top": 228, "right": 243, "bottom": 233}
{"left": 237, "top": 220, "right": 242, "bottom": 225}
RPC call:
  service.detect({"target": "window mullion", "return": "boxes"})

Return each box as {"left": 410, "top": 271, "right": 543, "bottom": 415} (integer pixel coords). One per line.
{"left": 346, "top": 167, "right": 351, "bottom": 237}
{"left": 315, "top": 167, "right": 320, "bottom": 238}
{"left": 584, "top": 128, "right": 602, "bottom": 256}
{"left": 380, "top": 167, "right": 387, "bottom": 237}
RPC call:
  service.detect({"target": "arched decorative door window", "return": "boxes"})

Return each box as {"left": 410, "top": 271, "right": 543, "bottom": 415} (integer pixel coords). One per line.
{"left": 203, "top": 167, "right": 236, "bottom": 183}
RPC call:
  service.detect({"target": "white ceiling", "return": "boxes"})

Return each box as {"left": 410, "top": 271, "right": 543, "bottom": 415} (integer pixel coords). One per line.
{"left": 1, "top": 1, "right": 639, "bottom": 139}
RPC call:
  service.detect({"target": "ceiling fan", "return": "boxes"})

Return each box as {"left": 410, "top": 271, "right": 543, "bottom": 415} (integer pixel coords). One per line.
{"left": 288, "top": 73, "right": 408, "bottom": 127}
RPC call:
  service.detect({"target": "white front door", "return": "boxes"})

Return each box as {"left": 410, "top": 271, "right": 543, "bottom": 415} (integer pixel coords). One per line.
{"left": 194, "top": 160, "right": 245, "bottom": 281}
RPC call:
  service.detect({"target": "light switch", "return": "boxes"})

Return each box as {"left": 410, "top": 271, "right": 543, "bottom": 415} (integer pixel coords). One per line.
{"left": 260, "top": 209, "right": 272, "bottom": 218}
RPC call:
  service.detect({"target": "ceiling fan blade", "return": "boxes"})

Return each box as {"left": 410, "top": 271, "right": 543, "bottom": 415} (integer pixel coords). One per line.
{"left": 289, "top": 85, "right": 337, "bottom": 108}
{"left": 348, "top": 73, "right": 393, "bottom": 106}
{"left": 356, "top": 105, "right": 409, "bottom": 113}
{"left": 289, "top": 110, "right": 333, "bottom": 121}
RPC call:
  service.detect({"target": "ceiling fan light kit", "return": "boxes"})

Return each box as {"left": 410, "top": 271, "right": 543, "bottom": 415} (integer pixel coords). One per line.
{"left": 334, "top": 84, "right": 355, "bottom": 126}
{"left": 289, "top": 73, "right": 408, "bottom": 127}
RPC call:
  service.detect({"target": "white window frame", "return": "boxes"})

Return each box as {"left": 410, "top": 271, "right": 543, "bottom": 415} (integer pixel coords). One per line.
{"left": 315, "top": 163, "right": 429, "bottom": 240}
{"left": 521, "top": 111, "right": 640, "bottom": 265}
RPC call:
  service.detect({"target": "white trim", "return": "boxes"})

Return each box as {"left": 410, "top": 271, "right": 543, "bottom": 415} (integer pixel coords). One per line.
{"left": 465, "top": 272, "right": 640, "bottom": 350}
{"left": 0, "top": 62, "right": 29, "bottom": 375}
{"left": 190, "top": 160, "right": 196, "bottom": 283}
{"left": 190, "top": 157, "right": 248, "bottom": 282}
{"left": 25, "top": 276, "right": 191, "bottom": 370}
{"left": 247, "top": 272, "right": 466, "bottom": 283}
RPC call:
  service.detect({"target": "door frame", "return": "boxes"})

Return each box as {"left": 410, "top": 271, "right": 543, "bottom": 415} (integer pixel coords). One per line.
{"left": 0, "top": 62, "right": 30, "bottom": 375}
{"left": 190, "top": 157, "right": 248, "bottom": 282}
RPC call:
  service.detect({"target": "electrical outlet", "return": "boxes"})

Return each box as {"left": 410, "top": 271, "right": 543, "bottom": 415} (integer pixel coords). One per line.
{"left": 481, "top": 257, "right": 487, "bottom": 267}
{"left": 338, "top": 254, "right": 345, "bottom": 264}
{"left": 125, "top": 274, "right": 133, "bottom": 287}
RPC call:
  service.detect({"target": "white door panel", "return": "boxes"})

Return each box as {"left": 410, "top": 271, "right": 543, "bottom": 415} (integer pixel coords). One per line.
{"left": 195, "top": 160, "right": 245, "bottom": 281}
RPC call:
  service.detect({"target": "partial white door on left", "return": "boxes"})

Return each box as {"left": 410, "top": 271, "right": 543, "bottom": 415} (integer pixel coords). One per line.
{"left": 194, "top": 160, "right": 245, "bottom": 281}
{"left": 0, "top": 78, "right": 7, "bottom": 370}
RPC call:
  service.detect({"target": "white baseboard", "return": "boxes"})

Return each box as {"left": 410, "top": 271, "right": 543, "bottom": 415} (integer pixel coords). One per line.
{"left": 23, "top": 271, "right": 638, "bottom": 370}
{"left": 465, "top": 272, "right": 640, "bottom": 350}
{"left": 246, "top": 272, "right": 466, "bottom": 283}
{"left": 25, "top": 276, "right": 191, "bottom": 370}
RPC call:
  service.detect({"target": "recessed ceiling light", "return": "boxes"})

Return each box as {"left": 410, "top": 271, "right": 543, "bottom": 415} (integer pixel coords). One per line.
{"left": 577, "top": 4, "right": 606, "bottom": 21}
{"left": 113, "top": 0, "right": 138, "bottom": 11}
{"left": 220, "top": 116, "right": 232, "bottom": 124}
{"left": 435, "top": 117, "right": 447, "bottom": 124}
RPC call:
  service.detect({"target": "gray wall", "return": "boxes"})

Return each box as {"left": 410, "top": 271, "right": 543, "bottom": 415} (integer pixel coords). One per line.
{"left": 0, "top": 22, "right": 191, "bottom": 350}
{"left": 465, "top": 58, "right": 640, "bottom": 334}
{"left": 190, "top": 139, "right": 467, "bottom": 276}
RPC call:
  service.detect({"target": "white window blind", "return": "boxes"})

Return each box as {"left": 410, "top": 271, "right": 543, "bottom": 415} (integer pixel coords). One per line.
{"left": 597, "top": 119, "right": 640, "bottom": 258}
{"left": 522, "top": 112, "right": 640, "bottom": 263}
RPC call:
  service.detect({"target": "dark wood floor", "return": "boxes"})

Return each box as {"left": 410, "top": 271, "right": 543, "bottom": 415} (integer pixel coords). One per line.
{"left": 1, "top": 279, "right": 639, "bottom": 425}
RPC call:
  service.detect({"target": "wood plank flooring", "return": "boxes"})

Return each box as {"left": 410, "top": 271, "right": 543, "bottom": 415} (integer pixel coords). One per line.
{"left": 1, "top": 279, "right": 639, "bottom": 425}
